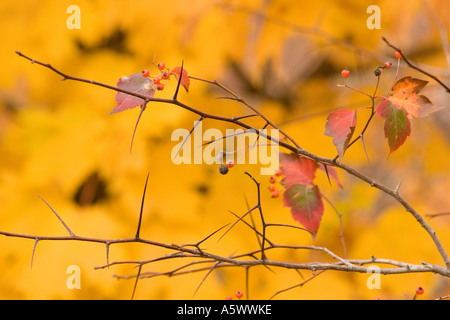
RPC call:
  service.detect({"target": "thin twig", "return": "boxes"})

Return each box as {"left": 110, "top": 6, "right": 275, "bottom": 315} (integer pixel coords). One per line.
{"left": 381, "top": 37, "right": 450, "bottom": 93}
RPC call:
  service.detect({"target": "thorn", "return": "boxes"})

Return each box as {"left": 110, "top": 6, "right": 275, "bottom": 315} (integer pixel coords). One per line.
{"left": 130, "top": 103, "right": 147, "bottom": 154}
{"left": 38, "top": 195, "right": 75, "bottom": 237}
{"left": 394, "top": 180, "right": 402, "bottom": 195}
{"left": 131, "top": 264, "right": 142, "bottom": 300}
{"left": 172, "top": 60, "right": 184, "bottom": 101}
{"left": 135, "top": 173, "right": 150, "bottom": 239}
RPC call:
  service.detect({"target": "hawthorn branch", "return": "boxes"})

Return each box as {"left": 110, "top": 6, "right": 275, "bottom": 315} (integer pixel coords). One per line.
{"left": 381, "top": 37, "right": 450, "bottom": 93}
{"left": 7, "top": 49, "right": 450, "bottom": 297}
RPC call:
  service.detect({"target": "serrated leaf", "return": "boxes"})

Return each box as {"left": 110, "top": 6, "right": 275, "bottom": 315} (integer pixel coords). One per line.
{"left": 283, "top": 184, "right": 324, "bottom": 237}
{"left": 324, "top": 109, "right": 357, "bottom": 161}
{"left": 376, "top": 100, "right": 411, "bottom": 154}
{"left": 110, "top": 73, "right": 156, "bottom": 114}
{"left": 388, "top": 76, "right": 443, "bottom": 118}
{"left": 279, "top": 153, "right": 317, "bottom": 187}
{"left": 171, "top": 66, "right": 190, "bottom": 92}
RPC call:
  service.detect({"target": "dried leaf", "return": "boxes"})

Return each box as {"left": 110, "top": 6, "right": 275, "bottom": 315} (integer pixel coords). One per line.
{"left": 110, "top": 73, "right": 156, "bottom": 114}
{"left": 171, "top": 66, "right": 190, "bottom": 92}
{"left": 387, "top": 76, "right": 443, "bottom": 118}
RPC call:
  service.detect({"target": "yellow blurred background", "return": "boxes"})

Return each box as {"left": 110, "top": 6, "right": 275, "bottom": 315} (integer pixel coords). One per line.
{"left": 0, "top": 0, "right": 449, "bottom": 300}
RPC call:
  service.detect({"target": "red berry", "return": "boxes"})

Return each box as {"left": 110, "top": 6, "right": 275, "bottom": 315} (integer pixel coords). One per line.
{"left": 157, "top": 62, "right": 166, "bottom": 70}
{"left": 341, "top": 69, "right": 350, "bottom": 78}
{"left": 153, "top": 77, "right": 161, "bottom": 85}
{"left": 268, "top": 185, "right": 276, "bottom": 192}
{"left": 384, "top": 61, "right": 391, "bottom": 69}
{"left": 235, "top": 290, "right": 244, "bottom": 299}
{"left": 225, "top": 296, "right": 232, "bottom": 300}
{"left": 161, "top": 71, "right": 170, "bottom": 80}
{"left": 415, "top": 287, "right": 424, "bottom": 295}
{"left": 271, "top": 190, "right": 279, "bottom": 198}
{"left": 226, "top": 160, "right": 234, "bottom": 168}
{"left": 269, "top": 176, "right": 276, "bottom": 184}
{"left": 156, "top": 83, "right": 165, "bottom": 91}
{"left": 279, "top": 136, "right": 285, "bottom": 142}
{"left": 275, "top": 169, "right": 282, "bottom": 177}
{"left": 141, "top": 69, "right": 150, "bottom": 77}
{"left": 395, "top": 51, "right": 402, "bottom": 59}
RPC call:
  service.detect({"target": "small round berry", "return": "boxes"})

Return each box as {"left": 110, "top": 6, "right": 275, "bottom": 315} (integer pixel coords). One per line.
{"left": 268, "top": 185, "right": 276, "bottom": 192}
{"left": 275, "top": 169, "right": 282, "bottom": 177}
{"left": 161, "top": 71, "right": 170, "bottom": 80}
{"left": 226, "top": 160, "right": 235, "bottom": 168}
{"left": 279, "top": 136, "right": 285, "bottom": 142}
{"left": 341, "top": 69, "right": 350, "bottom": 78}
{"left": 235, "top": 290, "right": 244, "bottom": 299}
{"left": 156, "top": 83, "right": 165, "bottom": 91}
{"left": 141, "top": 69, "right": 150, "bottom": 77}
{"left": 269, "top": 176, "right": 276, "bottom": 184}
{"left": 153, "top": 77, "right": 161, "bottom": 85}
{"left": 271, "top": 190, "right": 280, "bottom": 198}
{"left": 219, "top": 164, "right": 229, "bottom": 175}
{"left": 395, "top": 51, "right": 402, "bottom": 59}
{"left": 384, "top": 61, "right": 391, "bottom": 68}
{"left": 157, "top": 62, "right": 166, "bottom": 70}
{"left": 415, "top": 286, "right": 424, "bottom": 295}
{"left": 374, "top": 68, "right": 381, "bottom": 77}
{"left": 225, "top": 296, "right": 232, "bottom": 300}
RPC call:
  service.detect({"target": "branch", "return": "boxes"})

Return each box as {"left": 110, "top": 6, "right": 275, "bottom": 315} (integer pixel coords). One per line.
{"left": 381, "top": 37, "right": 450, "bottom": 93}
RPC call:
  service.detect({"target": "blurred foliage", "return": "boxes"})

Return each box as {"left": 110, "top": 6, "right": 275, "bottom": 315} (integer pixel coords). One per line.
{"left": 0, "top": 0, "right": 449, "bottom": 300}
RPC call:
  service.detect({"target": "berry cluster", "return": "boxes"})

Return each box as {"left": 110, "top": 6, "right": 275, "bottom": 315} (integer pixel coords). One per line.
{"left": 225, "top": 290, "right": 244, "bottom": 300}
{"left": 343, "top": 51, "right": 400, "bottom": 79}
{"left": 372, "top": 60, "right": 394, "bottom": 77}
{"left": 268, "top": 168, "right": 283, "bottom": 198}
{"left": 140, "top": 61, "right": 170, "bottom": 91}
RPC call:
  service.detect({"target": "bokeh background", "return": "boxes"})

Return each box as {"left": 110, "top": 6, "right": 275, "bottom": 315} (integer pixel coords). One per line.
{"left": 0, "top": 0, "right": 449, "bottom": 300}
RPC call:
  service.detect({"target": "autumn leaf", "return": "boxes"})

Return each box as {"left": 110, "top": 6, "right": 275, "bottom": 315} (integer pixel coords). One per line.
{"left": 386, "top": 76, "right": 443, "bottom": 118}
{"left": 283, "top": 184, "right": 324, "bottom": 238}
{"left": 376, "top": 99, "right": 411, "bottom": 155}
{"left": 110, "top": 73, "right": 156, "bottom": 114}
{"left": 324, "top": 109, "right": 357, "bottom": 161}
{"left": 279, "top": 153, "right": 317, "bottom": 187}
{"left": 171, "top": 66, "right": 190, "bottom": 92}
{"left": 279, "top": 153, "right": 333, "bottom": 237}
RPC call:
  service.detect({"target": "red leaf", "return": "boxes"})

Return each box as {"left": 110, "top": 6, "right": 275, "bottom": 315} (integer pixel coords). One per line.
{"left": 324, "top": 109, "right": 356, "bottom": 161}
{"left": 110, "top": 73, "right": 156, "bottom": 114}
{"left": 376, "top": 99, "right": 411, "bottom": 154}
{"left": 279, "top": 153, "right": 317, "bottom": 187}
{"left": 283, "top": 184, "right": 324, "bottom": 238}
{"left": 387, "top": 76, "right": 443, "bottom": 118}
{"left": 171, "top": 66, "right": 190, "bottom": 92}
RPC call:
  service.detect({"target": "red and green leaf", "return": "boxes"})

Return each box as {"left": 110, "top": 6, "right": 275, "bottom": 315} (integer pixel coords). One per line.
{"left": 376, "top": 100, "right": 411, "bottom": 154}
{"left": 387, "top": 76, "right": 443, "bottom": 118}
{"left": 283, "top": 184, "right": 324, "bottom": 238}
{"left": 324, "top": 109, "right": 357, "bottom": 161}
{"left": 110, "top": 73, "right": 156, "bottom": 114}
{"left": 279, "top": 153, "right": 340, "bottom": 237}
{"left": 171, "top": 66, "right": 190, "bottom": 92}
